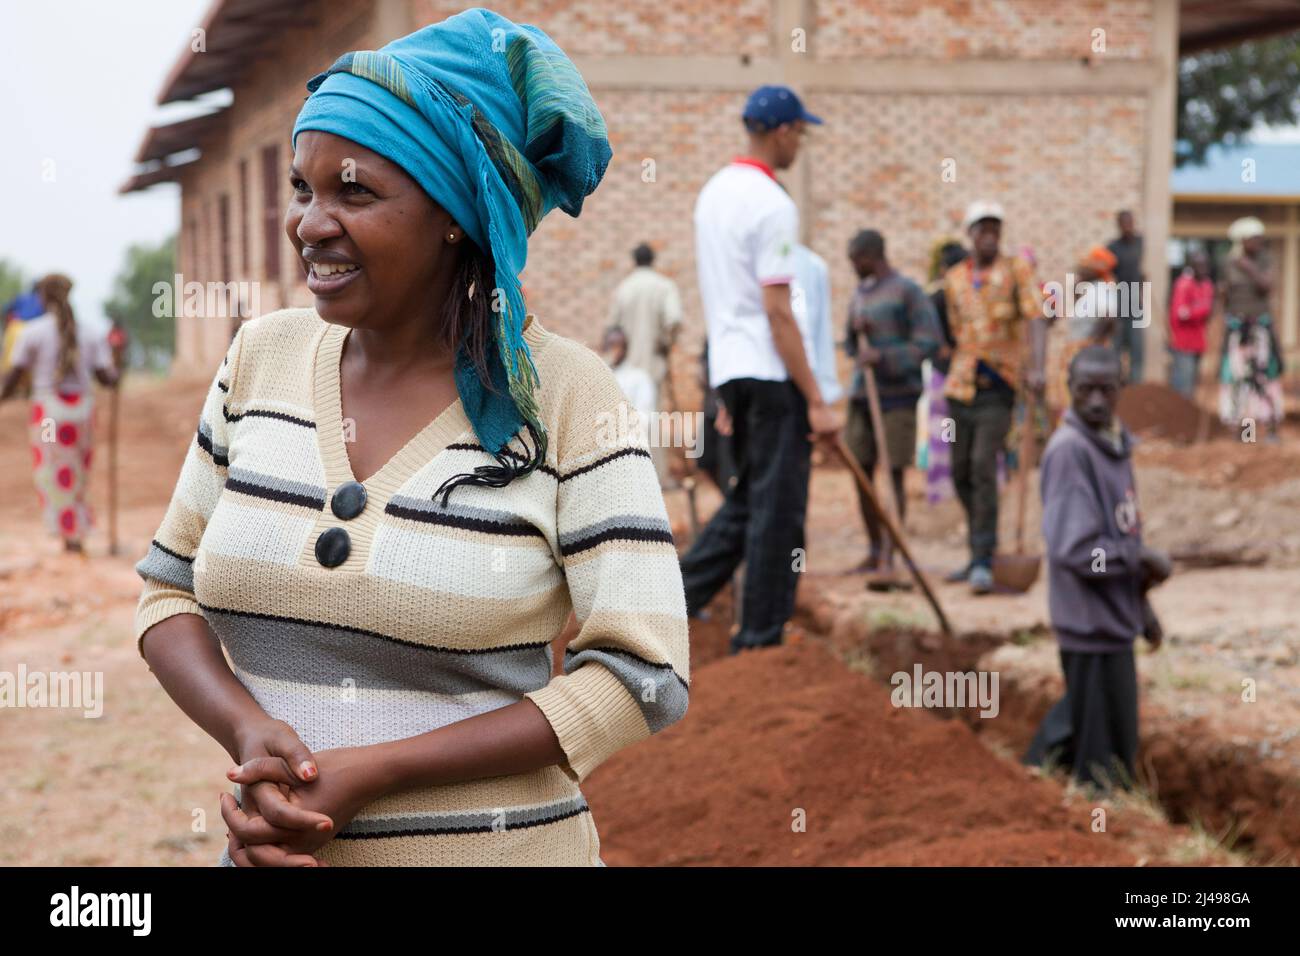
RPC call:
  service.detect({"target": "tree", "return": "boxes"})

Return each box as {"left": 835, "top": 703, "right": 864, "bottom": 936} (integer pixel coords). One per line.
{"left": 0, "top": 259, "right": 26, "bottom": 312}
{"left": 1178, "top": 32, "right": 1300, "bottom": 167}
{"left": 104, "top": 236, "right": 177, "bottom": 370}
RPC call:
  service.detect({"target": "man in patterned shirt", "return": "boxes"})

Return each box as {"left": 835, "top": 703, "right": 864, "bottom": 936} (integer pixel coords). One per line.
{"left": 942, "top": 201, "right": 1047, "bottom": 594}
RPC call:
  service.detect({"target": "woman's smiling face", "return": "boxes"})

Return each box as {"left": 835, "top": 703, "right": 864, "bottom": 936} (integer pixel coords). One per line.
{"left": 286, "top": 130, "right": 463, "bottom": 329}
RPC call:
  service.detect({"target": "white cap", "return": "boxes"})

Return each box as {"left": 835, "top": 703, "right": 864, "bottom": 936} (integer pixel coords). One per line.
{"left": 1227, "top": 216, "right": 1265, "bottom": 241}
{"left": 963, "top": 199, "right": 1005, "bottom": 232}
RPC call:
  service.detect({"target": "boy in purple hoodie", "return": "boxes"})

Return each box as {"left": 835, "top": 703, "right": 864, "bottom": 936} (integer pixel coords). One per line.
{"left": 1022, "top": 346, "right": 1171, "bottom": 791}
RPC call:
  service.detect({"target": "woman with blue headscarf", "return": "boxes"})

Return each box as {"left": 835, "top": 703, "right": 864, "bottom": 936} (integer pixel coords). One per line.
{"left": 134, "top": 8, "right": 689, "bottom": 866}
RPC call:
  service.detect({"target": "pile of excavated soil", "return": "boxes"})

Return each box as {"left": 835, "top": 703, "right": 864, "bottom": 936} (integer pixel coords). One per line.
{"left": 1118, "top": 382, "right": 1225, "bottom": 444}
{"left": 584, "top": 638, "right": 1162, "bottom": 866}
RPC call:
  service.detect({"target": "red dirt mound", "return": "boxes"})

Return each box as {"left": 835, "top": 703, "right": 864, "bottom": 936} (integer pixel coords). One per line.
{"left": 583, "top": 640, "right": 1149, "bottom": 866}
{"left": 1118, "top": 382, "right": 1224, "bottom": 444}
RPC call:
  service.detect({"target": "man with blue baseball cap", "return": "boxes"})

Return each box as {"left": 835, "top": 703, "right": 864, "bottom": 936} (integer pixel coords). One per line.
{"left": 742, "top": 84, "right": 824, "bottom": 130}
{"left": 681, "top": 84, "right": 839, "bottom": 654}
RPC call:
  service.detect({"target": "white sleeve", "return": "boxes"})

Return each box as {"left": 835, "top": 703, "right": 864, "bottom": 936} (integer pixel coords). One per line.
{"left": 754, "top": 200, "right": 799, "bottom": 287}
{"left": 134, "top": 324, "right": 247, "bottom": 656}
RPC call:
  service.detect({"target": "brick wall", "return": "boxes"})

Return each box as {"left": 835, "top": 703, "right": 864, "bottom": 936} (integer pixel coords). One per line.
{"left": 806, "top": 91, "right": 1147, "bottom": 338}
{"left": 167, "top": 0, "right": 1161, "bottom": 377}
{"left": 521, "top": 87, "right": 745, "bottom": 354}
{"left": 816, "top": 0, "right": 1153, "bottom": 60}
{"left": 410, "top": 0, "right": 774, "bottom": 56}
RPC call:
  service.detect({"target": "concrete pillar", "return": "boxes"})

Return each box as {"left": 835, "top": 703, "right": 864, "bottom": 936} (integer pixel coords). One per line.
{"left": 1140, "top": 0, "right": 1180, "bottom": 381}
{"left": 1283, "top": 204, "right": 1299, "bottom": 350}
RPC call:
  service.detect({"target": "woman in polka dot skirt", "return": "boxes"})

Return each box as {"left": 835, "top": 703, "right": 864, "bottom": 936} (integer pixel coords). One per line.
{"left": 0, "top": 274, "right": 119, "bottom": 553}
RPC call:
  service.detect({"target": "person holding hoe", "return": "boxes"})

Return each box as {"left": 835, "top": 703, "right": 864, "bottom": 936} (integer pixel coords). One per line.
{"left": 843, "top": 228, "right": 942, "bottom": 587}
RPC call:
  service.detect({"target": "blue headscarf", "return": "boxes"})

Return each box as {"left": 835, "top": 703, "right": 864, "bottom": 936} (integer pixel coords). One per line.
{"left": 292, "top": 7, "right": 611, "bottom": 498}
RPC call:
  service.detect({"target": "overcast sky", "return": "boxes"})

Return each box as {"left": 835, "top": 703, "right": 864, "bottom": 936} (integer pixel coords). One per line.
{"left": 0, "top": 0, "right": 210, "bottom": 327}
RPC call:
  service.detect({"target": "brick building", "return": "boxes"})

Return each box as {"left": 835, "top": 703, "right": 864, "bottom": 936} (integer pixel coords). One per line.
{"left": 123, "top": 0, "right": 1297, "bottom": 376}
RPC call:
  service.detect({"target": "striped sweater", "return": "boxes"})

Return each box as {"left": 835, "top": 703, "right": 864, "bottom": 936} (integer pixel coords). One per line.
{"left": 133, "top": 308, "right": 690, "bottom": 866}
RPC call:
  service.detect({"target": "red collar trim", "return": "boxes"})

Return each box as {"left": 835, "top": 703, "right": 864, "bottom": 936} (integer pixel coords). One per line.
{"left": 731, "top": 156, "right": 777, "bottom": 181}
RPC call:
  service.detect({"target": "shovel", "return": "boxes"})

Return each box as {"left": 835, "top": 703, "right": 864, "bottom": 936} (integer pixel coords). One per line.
{"left": 992, "top": 395, "right": 1042, "bottom": 593}
{"left": 834, "top": 436, "right": 953, "bottom": 637}
{"left": 861, "top": 365, "right": 910, "bottom": 592}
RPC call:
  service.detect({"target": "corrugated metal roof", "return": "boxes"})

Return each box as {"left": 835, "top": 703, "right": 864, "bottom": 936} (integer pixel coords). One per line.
{"left": 117, "top": 156, "right": 203, "bottom": 195}
{"left": 133, "top": 111, "right": 227, "bottom": 164}
{"left": 1180, "top": 0, "right": 1300, "bottom": 54}
{"left": 156, "top": 0, "right": 319, "bottom": 105}
{"left": 121, "top": 0, "right": 317, "bottom": 192}
{"left": 1172, "top": 142, "right": 1300, "bottom": 198}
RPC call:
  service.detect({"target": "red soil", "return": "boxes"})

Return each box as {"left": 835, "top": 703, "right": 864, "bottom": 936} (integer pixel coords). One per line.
{"left": 585, "top": 637, "right": 1150, "bottom": 866}
{"left": 1118, "top": 382, "right": 1224, "bottom": 444}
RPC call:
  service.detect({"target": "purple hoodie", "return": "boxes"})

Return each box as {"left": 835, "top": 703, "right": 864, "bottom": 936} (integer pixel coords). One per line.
{"left": 1040, "top": 409, "right": 1144, "bottom": 652}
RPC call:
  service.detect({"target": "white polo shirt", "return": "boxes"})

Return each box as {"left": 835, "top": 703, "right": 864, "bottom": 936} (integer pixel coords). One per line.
{"left": 694, "top": 159, "right": 800, "bottom": 388}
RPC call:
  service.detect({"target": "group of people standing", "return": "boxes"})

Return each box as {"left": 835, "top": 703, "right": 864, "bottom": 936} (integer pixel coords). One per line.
{"left": 1044, "top": 210, "right": 1285, "bottom": 439}
{"left": 626, "top": 82, "right": 1219, "bottom": 792}
{"left": 1168, "top": 216, "right": 1286, "bottom": 438}
{"left": 624, "top": 162, "right": 1288, "bottom": 645}
{"left": 642, "top": 83, "right": 1059, "bottom": 656}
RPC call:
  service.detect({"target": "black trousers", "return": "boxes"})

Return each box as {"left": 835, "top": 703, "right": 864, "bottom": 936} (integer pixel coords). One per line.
{"left": 679, "top": 377, "right": 811, "bottom": 651}
{"left": 697, "top": 390, "right": 738, "bottom": 494}
{"left": 949, "top": 387, "right": 1013, "bottom": 567}
{"left": 1022, "top": 646, "right": 1139, "bottom": 791}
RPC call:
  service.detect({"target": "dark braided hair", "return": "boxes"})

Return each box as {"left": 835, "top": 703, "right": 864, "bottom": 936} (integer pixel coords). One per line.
{"left": 37, "top": 274, "right": 78, "bottom": 384}
{"left": 432, "top": 240, "right": 545, "bottom": 508}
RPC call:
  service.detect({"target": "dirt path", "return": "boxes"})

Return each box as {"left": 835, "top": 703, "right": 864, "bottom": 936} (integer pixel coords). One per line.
{"left": 0, "top": 375, "right": 235, "bottom": 865}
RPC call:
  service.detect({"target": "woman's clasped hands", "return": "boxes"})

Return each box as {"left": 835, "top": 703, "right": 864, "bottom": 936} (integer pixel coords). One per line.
{"left": 221, "top": 717, "right": 386, "bottom": 867}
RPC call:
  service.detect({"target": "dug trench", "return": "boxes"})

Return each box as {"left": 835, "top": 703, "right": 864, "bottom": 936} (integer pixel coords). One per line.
{"left": 563, "top": 586, "right": 1240, "bottom": 866}
{"left": 791, "top": 581, "right": 1300, "bottom": 865}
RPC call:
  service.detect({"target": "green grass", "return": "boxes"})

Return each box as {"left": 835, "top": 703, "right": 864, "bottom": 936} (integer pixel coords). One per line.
{"left": 1010, "top": 628, "right": 1042, "bottom": 646}
{"left": 839, "top": 645, "right": 877, "bottom": 680}
{"left": 865, "top": 607, "right": 930, "bottom": 632}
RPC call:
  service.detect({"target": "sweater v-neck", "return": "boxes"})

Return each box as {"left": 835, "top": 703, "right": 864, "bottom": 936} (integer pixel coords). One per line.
{"left": 311, "top": 313, "right": 549, "bottom": 497}
{"left": 305, "top": 319, "right": 477, "bottom": 574}
{"left": 313, "top": 320, "right": 471, "bottom": 500}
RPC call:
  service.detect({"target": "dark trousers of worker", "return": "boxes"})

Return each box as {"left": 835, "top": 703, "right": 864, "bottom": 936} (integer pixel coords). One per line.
{"left": 1022, "top": 647, "right": 1139, "bottom": 791}
{"left": 1168, "top": 349, "right": 1202, "bottom": 399}
{"left": 843, "top": 400, "right": 906, "bottom": 558}
{"left": 679, "top": 377, "right": 811, "bottom": 652}
{"left": 697, "top": 393, "right": 738, "bottom": 494}
{"left": 949, "top": 387, "right": 1013, "bottom": 569}
{"left": 1115, "top": 317, "right": 1145, "bottom": 384}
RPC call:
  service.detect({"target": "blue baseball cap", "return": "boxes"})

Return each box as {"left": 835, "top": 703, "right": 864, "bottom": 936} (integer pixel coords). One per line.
{"left": 742, "top": 85, "right": 822, "bottom": 130}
